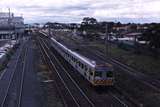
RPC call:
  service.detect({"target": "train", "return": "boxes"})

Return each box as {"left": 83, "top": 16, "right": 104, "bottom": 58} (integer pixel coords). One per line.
{"left": 40, "top": 31, "right": 114, "bottom": 86}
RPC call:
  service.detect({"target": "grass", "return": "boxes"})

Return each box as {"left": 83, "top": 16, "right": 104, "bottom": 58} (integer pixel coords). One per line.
{"left": 90, "top": 41, "right": 160, "bottom": 78}
{"left": 53, "top": 31, "right": 160, "bottom": 79}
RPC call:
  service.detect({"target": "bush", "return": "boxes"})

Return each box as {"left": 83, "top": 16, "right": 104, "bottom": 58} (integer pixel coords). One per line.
{"left": 0, "top": 64, "right": 5, "bottom": 71}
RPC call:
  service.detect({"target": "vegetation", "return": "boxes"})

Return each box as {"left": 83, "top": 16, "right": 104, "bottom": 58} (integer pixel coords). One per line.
{"left": 0, "top": 64, "right": 5, "bottom": 71}
{"left": 53, "top": 30, "right": 160, "bottom": 79}
{"left": 142, "top": 24, "right": 160, "bottom": 57}
{"left": 78, "top": 17, "right": 115, "bottom": 39}
{"left": 0, "top": 44, "right": 19, "bottom": 72}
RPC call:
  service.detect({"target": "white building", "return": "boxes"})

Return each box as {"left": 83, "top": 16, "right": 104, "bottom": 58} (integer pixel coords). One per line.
{"left": 0, "top": 12, "right": 24, "bottom": 40}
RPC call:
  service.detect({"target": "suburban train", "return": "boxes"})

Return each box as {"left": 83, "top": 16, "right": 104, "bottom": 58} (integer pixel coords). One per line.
{"left": 41, "top": 31, "right": 114, "bottom": 86}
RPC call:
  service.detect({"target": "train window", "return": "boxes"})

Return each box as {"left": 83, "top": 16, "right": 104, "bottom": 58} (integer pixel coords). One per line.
{"left": 90, "top": 72, "right": 93, "bottom": 76}
{"left": 89, "top": 76, "right": 90, "bottom": 80}
{"left": 74, "top": 58, "right": 77, "bottom": 62}
{"left": 89, "top": 68, "right": 93, "bottom": 76}
{"left": 81, "top": 64, "right": 84, "bottom": 69}
{"left": 106, "top": 71, "right": 113, "bottom": 77}
{"left": 89, "top": 68, "right": 92, "bottom": 72}
{"left": 95, "top": 72, "right": 102, "bottom": 77}
{"left": 84, "top": 65, "right": 88, "bottom": 71}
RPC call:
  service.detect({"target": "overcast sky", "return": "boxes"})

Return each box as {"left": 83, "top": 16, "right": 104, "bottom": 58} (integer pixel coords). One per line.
{"left": 0, "top": 0, "right": 160, "bottom": 23}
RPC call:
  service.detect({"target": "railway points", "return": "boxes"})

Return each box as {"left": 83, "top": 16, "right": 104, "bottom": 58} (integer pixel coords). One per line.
{"left": 0, "top": 28, "right": 159, "bottom": 107}
{"left": 41, "top": 30, "right": 160, "bottom": 107}
{"left": 37, "top": 32, "right": 138, "bottom": 107}
{"left": 1, "top": 2, "right": 160, "bottom": 106}
{"left": 0, "top": 24, "right": 160, "bottom": 107}
{"left": 38, "top": 36, "right": 95, "bottom": 107}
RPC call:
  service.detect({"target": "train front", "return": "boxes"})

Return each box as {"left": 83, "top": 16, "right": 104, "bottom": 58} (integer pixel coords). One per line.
{"left": 93, "top": 64, "right": 114, "bottom": 86}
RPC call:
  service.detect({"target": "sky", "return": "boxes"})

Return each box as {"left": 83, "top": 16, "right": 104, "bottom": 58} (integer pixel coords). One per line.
{"left": 0, "top": 0, "right": 160, "bottom": 23}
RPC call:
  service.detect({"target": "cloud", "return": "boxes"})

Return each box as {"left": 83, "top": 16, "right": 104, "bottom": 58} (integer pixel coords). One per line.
{"left": 0, "top": 0, "right": 160, "bottom": 23}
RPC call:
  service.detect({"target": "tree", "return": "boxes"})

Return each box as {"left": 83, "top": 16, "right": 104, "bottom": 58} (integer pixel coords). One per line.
{"left": 81, "top": 17, "right": 97, "bottom": 25}
{"left": 80, "top": 17, "right": 99, "bottom": 39}
{"left": 116, "top": 22, "right": 122, "bottom": 27}
{"left": 142, "top": 24, "right": 160, "bottom": 57}
{"left": 99, "top": 21, "right": 114, "bottom": 33}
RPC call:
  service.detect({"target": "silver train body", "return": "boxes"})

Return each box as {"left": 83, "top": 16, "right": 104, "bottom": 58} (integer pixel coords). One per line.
{"left": 41, "top": 32, "right": 114, "bottom": 86}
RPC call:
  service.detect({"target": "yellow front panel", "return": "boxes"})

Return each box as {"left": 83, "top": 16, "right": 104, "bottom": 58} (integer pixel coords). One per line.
{"left": 93, "top": 79, "right": 114, "bottom": 86}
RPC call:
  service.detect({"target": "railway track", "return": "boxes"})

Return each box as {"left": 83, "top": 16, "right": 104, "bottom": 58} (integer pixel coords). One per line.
{"left": 38, "top": 34, "right": 137, "bottom": 107}
{"left": 87, "top": 48, "right": 160, "bottom": 92}
{"left": 37, "top": 38, "right": 68, "bottom": 107}
{"left": 46, "top": 32, "right": 145, "bottom": 106}
{"left": 1, "top": 42, "right": 28, "bottom": 107}
{"left": 77, "top": 44, "right": 160, "bottom": 106}
{"left": 40, "top": 31, "right": 160, "bottom": 106}
{"left": 110, "top": 58, "right": 160, "bottom": 91}
{"left": 37, "top": 36, "right": 95, "bottom": 107}
{"left": 57, "top": 32, "right": 160, "bottom": 92}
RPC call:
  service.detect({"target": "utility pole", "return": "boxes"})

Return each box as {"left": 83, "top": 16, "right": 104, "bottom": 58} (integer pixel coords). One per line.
{"left": 105, "top": 24, "right": 109, "bottom": 59}
{"left": 48, "top": 24, "right": 51, "bottom": 37}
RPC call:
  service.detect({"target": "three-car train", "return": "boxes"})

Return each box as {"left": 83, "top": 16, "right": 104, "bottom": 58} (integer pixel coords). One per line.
{"left": 41, "top": 31, "right": 114, "bottom": 86}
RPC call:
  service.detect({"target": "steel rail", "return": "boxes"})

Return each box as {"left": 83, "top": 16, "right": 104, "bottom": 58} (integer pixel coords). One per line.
{"left": 40, "top": 37, "right": 95, "bottom": 107}
{"left": 1, "top": 43, "right": 27, "bottom": 107}
{"left": 17, "top": 46, "right": 28, "bottom": 107}
{"left": 38, "top": 38, "right": 81, "bottom": 107}
{"left": 37, "top": 38, "right": 68, "bottom": 107}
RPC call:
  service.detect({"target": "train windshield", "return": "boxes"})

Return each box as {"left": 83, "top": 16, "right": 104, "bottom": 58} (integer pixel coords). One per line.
{"left": 95, "top": 67, "right": 106, "bottom": 79}
{"left": 95, "top": 66, "right": 113, "bottom": 79}
{"left": 106, "top": 71, "right": 113, "bottom": 77}
{"left": 95, "top": 71, "right": 102, "bottom": 77}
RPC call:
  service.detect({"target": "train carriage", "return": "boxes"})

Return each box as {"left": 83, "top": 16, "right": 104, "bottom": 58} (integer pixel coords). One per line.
{"left": 40, "top": 31, "right": 114, "bottom": 86}
{"left": 50, "top": 37, "right": 114, "bottom": 86}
